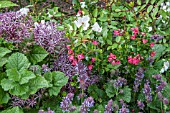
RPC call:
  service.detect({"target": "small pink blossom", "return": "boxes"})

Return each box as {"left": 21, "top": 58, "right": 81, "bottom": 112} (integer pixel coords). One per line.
{"left": 150, "top": 42, "right": 154, "bottom": 48}
{"left": 68, "top": 49, "right": 73, "bottom": 55}
{"left": 108, "top": 57, "right": 112, "bottom": 62}
{"left": 116, "top": 60, "right": 121, "bottom": 64}
{"left": 72, "top": 59, "right": 77, "bottom": 66}
{"left": 131, "top": 35, "right": 136, "bottom": 40}
{"left": 132, "top": 58, "right": 140, "bottom": 65}
{"left": 109, "top": 53, "right": 116, "bottom": 59}
{"left": 67, "top": 45, "right": 71, "bottom": 49}
{"left": 76, "top": 9, "right": 83, "bottom": 16}
{"left": 91, "top": 58, "right": 96, "bottom": 63}
{"left": 150, "top": 51, "right": 156, "bottom": 57}
{"left": 141, "top": 32, "right": 146, "bottom": 36}
{"left": 111, "top": 61, "right": 116, "bottom": 65}
{"left": 128, "top": 56, "right": 133, "bottom": 64}
{"left": 131, "top": 27, "right": 139, "bottom": 35}
{"left": 88, "top": 64, "right": 93, "bottom": 70}
{"left": 142, "top": 39, "right": 148, "bottom": 44}
{"left": 77, "top": 54, "right": 85, "bottom": 61}
{"left": 92, "top": 40, "right": 98, "bottom": 45}
{"left": 68, "top": 55, "right": 74, "bottom": 61}
{"left": 114, "top": 29, "right": 121, "bottom": 36}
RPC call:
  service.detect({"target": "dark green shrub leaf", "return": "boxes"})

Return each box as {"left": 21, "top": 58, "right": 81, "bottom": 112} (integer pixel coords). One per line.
{"left": 6, "top": 68, "right": 21, "bottom": 82}
{"left": 19, "top": 70, "right": 36, "bottom": 84}
{"left": 0, "top": 106, "right": 23, "bottom": 113}
{"left": 0, "top": 87, "right": 10, "bottom": 104}
{"left": 106, "top": 83, "right": 116, "bottom": 98}
{"left": 28, "top": 46, "right": 48, "bottom": 64}
{"left": 6, "top": 52, "right": 30, "bottom": 71}
{"left": 9, "top": 84, "right": 29, "bottom": 96}
{"left": 117, "top": 86, "right": 131, "bottom": 103}
{"left": 1, "top": 79, "right": 17, "bottom": 91}
{"left": 0, "top": 1, "right": 18, "bottom": 9}
{"left": 147, "top": 5, "right": 153, "bottom": 13}
{"left": 0, "top": 47, "right": 11, "bottom": 58}
{"left": 44, "top": 71, "right": 53, "bottom": 82}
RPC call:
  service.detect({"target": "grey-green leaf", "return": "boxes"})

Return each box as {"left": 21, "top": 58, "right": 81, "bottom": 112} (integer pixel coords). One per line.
{"left": 0, "top": 87, "right": 10, "bottom": 104}
{"left": 1, "top": 79, "right": 16, "bottom": 91}
{"left": 117, "top": 86, "right": 131, "bottom": 102}
{"left": 9, "top": 84, "right": 29, "bottom": 96}
{"left": 6, "top": 52, "right": 30, "bottom": 71}
{"left": 6, "top": 68, "right": 21, "bottom": 82}
{"left": 0, "top": 47, "right": 11, "bottom": 58}
{"left": 19, "top": 70, "right": 36, "bottom": 84}
{"left": 0, "top": 106, "right": 23, "bottom": 113}
{"left": 52, "top": 71, "right": 68, "bottom": 86}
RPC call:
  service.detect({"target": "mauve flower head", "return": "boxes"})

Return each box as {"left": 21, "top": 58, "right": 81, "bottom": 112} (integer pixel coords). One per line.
{"left": 114, "top": 77, "right": 127, "bottom": 89}
{"left": 137, "top": 100, "right": 145, "bottom": 110}
{"left": 151, "top": 34, "right": 164, "bottom": 42}
{"left": 104, "top": 99, "right": 113, "bottom": 113}
{"left": 156, "top": 80, "right": 167, "bottom": 92}
{"left": 38, "top": 108, "right": 54, "bottom": 113}
{"left": 42, "top": 64, "right": 51, "bottom": 73}
{"left": 0, "top": 11, "right": 33, "bottom": 43}
{"left": 60, "top": 93, "right": 74, "bottom": 112}
{"left": 143, "top": 80, "right": 152, "bottom": 102}
{"left": 34, "top": 21, "right": 66, "bottom": 53}
{"left": 157, "top": 92, "right": 164, "bottom": 101}
{"left": 152, "top": 74, "right": 162, "bottom": 81}
{"left": 80, "top": 97, "right": 95, "bottom": 113}
{"left": 163, "top": 98, "right": 169, "bottom": 105}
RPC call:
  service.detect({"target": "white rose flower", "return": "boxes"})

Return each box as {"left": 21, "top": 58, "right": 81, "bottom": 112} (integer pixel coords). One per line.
{"left": 160, "top": 61, "right": 169, "bottom": 73}
{"left": 17, "top": 8, "right": 29, "bottom": 17}
{"left": 74, "top": 15, "right": 90, "bottom": 30}
{"left": 80, "top": 2, "right": 86, "bottom": 8}
{"left": 92, "top": 22, "right": 102, "bottom": 32}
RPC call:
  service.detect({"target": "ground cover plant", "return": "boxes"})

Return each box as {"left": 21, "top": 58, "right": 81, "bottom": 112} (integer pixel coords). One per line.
{"left": 0, "top": 0, "right": 170, "bottom": 113}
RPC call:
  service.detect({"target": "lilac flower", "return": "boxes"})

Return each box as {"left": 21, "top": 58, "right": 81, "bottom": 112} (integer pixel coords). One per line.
{"left": 114, "top": 77, "right": 127, "bottom": 89}
{"left": 33, "top": 21, "right": 67, "bottom": 53}
{"left": 133, "top": 68, "right": 145, "bottom": 92}
{"left": 163, "top": 98, "right": 169, "bottom": 105}
{"left": 0, "top": 12, "right": 33, "bottom": 43}
{"left": 143, "top": 80, "right": 152, "bottom": 102}
{"left": 60, "top": 93, "right": 74, "bottom": 112}
{"left": 156, "top": 80, "right": 167, "bottom": 92}
{"left": 152, "top": 74, "right": 162, "bottom": 81}
{"left": 151, "top": 34, "right": 164, "bottom": 42}
{"left": 80, "top": 97, "right": 95, "bottom": 113}
{"left": 157, "top": 92, "right": 164, "bottom": 101}
{"left": 104, "top": 99, "right": 113, "bottom": 113}
{"left": 137, "top": 100, "right": 145, "bottom": 110}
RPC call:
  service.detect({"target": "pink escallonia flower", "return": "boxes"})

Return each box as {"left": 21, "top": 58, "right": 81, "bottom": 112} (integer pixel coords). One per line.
{"left": 116, "top": 60, "right": 121, "bottom": 65}
{"left": 150, "top": 42, "right": 154, "bottom": 48}
{"left": 67, "top": 45, "right": 71, "bottom": 50}
{"left": 141, "top": 32, "right": 146, "bottom": 36}
{"left": 68, "top": 55, "right": 74, "bottom": 61}
{"left": 131, "top": 35, "right": 136, "bottom": 40}
{"left": 108, "top": 57, "right": 113, "bottom": 62}
{"left": 72, "top": 59, "right": 78, "bottom": 66}
{"left": 150, "top": 51, "right": 156, "bottom": 57}
{"left": 109, "top": 53, "right": 116, "bottom": 60}
{"left": 77, "top": 54, "right": 85, "bottom": 61}
{"left": 92, "top": 40, "right": 98, "bottom": 45}
{"left": 114, "top": 29, "right": 121, "bottom": 36}
{"left": 131, "top": 27, "right": 139, "bottom": 35}
{"left": 111, "top": 61, "right": 116, "bottom": 65}
{"left": 91, "top": 58, "right": 96, "bottom": 63}
{"left": 88, "top": 64, "right": 93, "bottom": 70}
{"left": 68, "top": 49, "right": 74, "bottom": 55}
{"left": 142, "top": 39, "right": 148, "bottom": 44}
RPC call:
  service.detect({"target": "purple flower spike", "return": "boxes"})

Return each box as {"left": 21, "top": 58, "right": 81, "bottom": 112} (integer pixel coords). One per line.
{"left": 80, "top": 97, "right": 95, "bottom": 113}
{"left": 104, "top": 99, "right": 113, "bottom": 113}
{"left": 143, "top": 80, "right": 152, "bottom": 102}
{"left": 137, "top": 100, "right": 145, "bottom": 110}
{"left": 114, "top": 77, "right": 127, "bottom": 89}
{"left": 60, "top": 93, "right": 74, "bottom": 112}
{"left": 156, "top": 80, "right": 167, "bottom": 92}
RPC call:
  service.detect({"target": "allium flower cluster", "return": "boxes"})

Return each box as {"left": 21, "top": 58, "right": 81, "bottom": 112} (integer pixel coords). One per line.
{"left": 130, "top": 27, "right": 139, "bottom": 40}
{"left": 137, "top": 100, "right": 145, "bottom": 110}
{"left": 108, "top": 53, "right": 120, "bottom": 65}
{"left": 80, "top": 97, "right": 95, "bottom": 113}
{"left": 143, "top": 80, "right": 152, "bottom": 102}
{"left": 151, "top": 34, "right": 164, "bottom": 42}
{"left": 33, "top": 21, "right": 66, "bottom": 53}
{"left": 114, "top": 77, "right": 127, "bottom": 89}
{"left": 60, "top": 93, "right": 76, "bottom": 112}
{"left": 128, "top": 54, "right": 142, "bottom": 65}
{"left": 0, "top": 12, "right": 33, "bottom": 43}
{"left": 133, "top": 68, "right": 145, "bottom": 92}
{"left": 104, "top": 99, "right": 113, "bottom": 113}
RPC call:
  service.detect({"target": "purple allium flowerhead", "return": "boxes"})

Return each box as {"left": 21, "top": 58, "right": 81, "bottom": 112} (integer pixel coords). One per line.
{"left": 0, "top": 11, "right": 33, "bottom": 43}
{"left": 60, "top": 93, "right": 74, "bottom": 112}
{"left": 152, "top": 74, "right": 162, "bottom": 81}
{"left": 163, "top": 98, "right": 169, "bottom": 105}
{"left": 143, "top": 80, "right": 152, "bottom": 102}
{"left": 156, "top": 80, "right": 167, "bottom": 92}
{"left": 80, "top": 97, "right": 95, "bottom": 113}
{"left": 33, "top": 21, "right": 67, "bottom": 53}
{"left": 104, "top": 99, "right": 113, "bottom": 113}
{"left": 133, "top": 67, "right": 145, "bottom": 92}
{"left": 137, "top": 100, "right": 145, "bottom": 110}
{"left": 114, "top": 77, "right": 127, "bottom": 89}
{"left": 151, "top": 34, "right": 164, "bottom": 42}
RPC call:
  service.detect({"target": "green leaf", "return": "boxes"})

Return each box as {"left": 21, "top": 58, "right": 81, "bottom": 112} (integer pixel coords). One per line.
{"left": 48, "top": 86, "right": 61, "bottom": 96}
{"left": 137, "top": 0, "right": 141, "bottom": 5}
{"left": 6, "top": 52, "right": 30, "bottom": 71}
{"left": 9, "top": 84, "right": 29, "bottom": 96}
{"left": 152, "top": 44, "right": 166, "bottom": 59}
{"left": 93, "top": 8, "right": 98, "bottom": 17}
{"left": 6, "top": 68, "right": 21, "bottom": 82}
{"left": 0, "top": 57, "right": 7, "bottom": 67}
{"left": 106, "top": 83, "right": 116, "bottom": 98}
{"left": 0, "top": 47, "right": 11, "bottom": 58}
{"left": 116, "top": 86, "right": 131, "bottom": 102}
{"left": 147, "top": 5, "right": 153, "bottom": 13}
{"left": 157, "top": 0, "right": 164, "bottom": 6}
{"left": 19, "top": 70, "right": 36, "bottom": 84}
{"left": 163, "top": 83, "right": 170, "bottom": 100}
{"left": 151, "top": 0, "right": 156, "bottom": 4}
{"left": 52, "top": 71, "right": 68, "bottom": 86}
{"left": 0, "top": 106, "right": 23, "bottom": 113}
{"left": 0, "top": 1, "right": 18, "bottom": 9}
{"left": 1, "top": 79, "right": 16, "bottom": 91}
{"left": 57, "top": 25, "right": 64, "bottom": 30}
{"left": 44, "top": 71, "right": 53, "bottom": 82}
{"left": 0, "top": 87, "right": 10, "bottom": 104}
{"left": 28, "top": 46, "right": 48, "bottom": 64}
{"left": 152, "top": 7, "right": 158, "bottom": 18}
{"left": 115, "top": 36, "right": 121, "bottom": 43}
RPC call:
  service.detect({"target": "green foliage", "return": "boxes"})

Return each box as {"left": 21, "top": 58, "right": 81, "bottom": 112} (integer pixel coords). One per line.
{"left": 116, "top": 86, "right": 131, "bottom": 103}
{"left": 0, "top": 1, "right": 18, "bottom": 9}
{"left": 0, "top": 106, "right": 23, "bottom": 113}
{"left": 0, "top": 47, "right": 11, "bottom": 58}
{"left": 106, "top": 82, "right": 116, "bottom": 98}
{"left": 0, "top": 87, "right": 10, "bottom": 104}
{"left": 44, "top": 71, "right": 68, "bottom": 96}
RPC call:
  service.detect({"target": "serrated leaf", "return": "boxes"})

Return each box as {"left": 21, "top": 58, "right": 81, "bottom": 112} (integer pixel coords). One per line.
{"left": 44, "top": 71, "right": 53, "bottom": 82}
{"left": 0, "top": 87, "right": 10, "bottom": 104}
{"left": 6, "top": 68, "right": 21, "bottom": 82}
{"left": 147, "top": 5, "right": 153, "bottom": 13}
{"left": 49, "top": 86, "right": 61, "bottom": 96}
{"left": 0, "top": 57, "right": 7, "bottom": 67}
{"left": 0, "top": 47, "right": 11, "bottom": 58}
{"left": 152, "top": 44, "right": 166, "bottom": 59}
{"left": 106, "top": 83, "right": 116, "bottom": 98}
{"left": 28, "top": 46, "right": 48, "bottom": 64}
{"left": 52, "top": 71, "right": 68, "bottom": 87}
{"left": 9, "top": 84, "right": 29, "bottom": 96}
{"left": 0, "top": 1, "right": 18, "bottom": 9}
{"left": 19, "top": 70, "right": 36, "bottom": 84}
{"left": 0, "top": 106, "right": 23, "bottom": 113}
{"left": 1, "top": 79, "right": 16, "bottom": 91}
{"left": 117, "top": 86, "right": 131, "bottom": 102}
{"left": 6, "top": 52, "right": 30, "bottom": 71}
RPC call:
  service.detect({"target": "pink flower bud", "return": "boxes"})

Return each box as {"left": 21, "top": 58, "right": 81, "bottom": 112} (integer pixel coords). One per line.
{"left": 88, "top": 64, "right": 93, "bottom": 70}
{"left": 77, "top": 54, "right": 85, "bottom": 61}
{"left": 142, "top": 39, "right": 148, "bottom": 44}
{"left": 92, "top": 40, "right": 98, "bottom": 45}
{"left": 150, "top": 42, "right": 154, "bottom": 48}
{"left": 91, "top": 58, "right": 96, "bottom": 63}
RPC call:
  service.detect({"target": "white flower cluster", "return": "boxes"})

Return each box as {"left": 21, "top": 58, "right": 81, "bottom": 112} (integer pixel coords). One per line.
{"left": 17, "top": 8, "right": 29, "bottom": 17}
{"left": 160, "top": 61, "right": 169, "bottom": 73}
{"left": 74, "top": 15, "right": 102, "bottom": 32}
{"left": 161, "top": 2, "right": 170, "bottom": 12}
